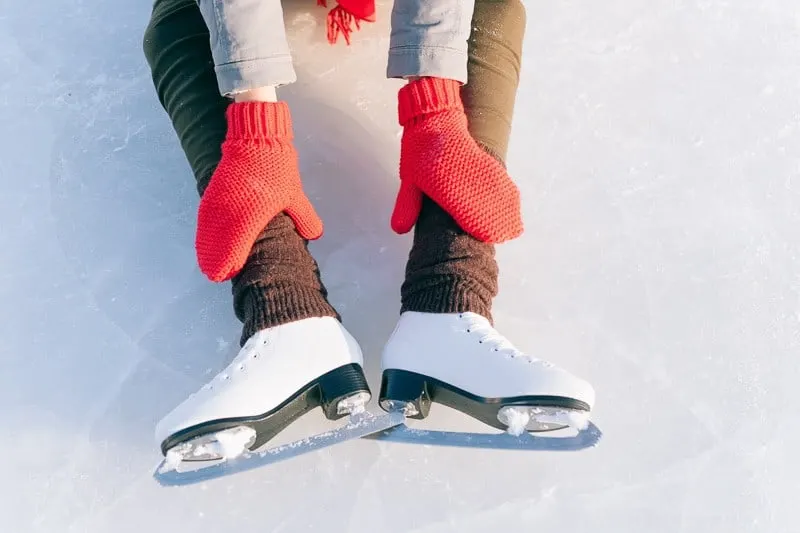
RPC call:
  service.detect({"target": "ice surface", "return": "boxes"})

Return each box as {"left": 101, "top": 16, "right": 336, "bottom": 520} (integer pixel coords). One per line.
{"left": 1, "top": 0, "right": 799, "bottom": 531}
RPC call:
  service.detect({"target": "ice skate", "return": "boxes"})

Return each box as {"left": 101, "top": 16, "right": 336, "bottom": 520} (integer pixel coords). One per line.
{"left": 153, "top": 316, "right": 404, "bottom": 485}
{"left": 377, "top": 311, "right": 597, "bottom": 439}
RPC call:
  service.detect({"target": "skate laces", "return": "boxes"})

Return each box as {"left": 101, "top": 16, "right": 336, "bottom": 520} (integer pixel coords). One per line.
{"left": 201, "top": 330, "right": 273, "bottom": 392}
{"left": 459, "top": 313, "right": 520, "bottom": 356}
{"left": 459, "top": 313, "right": 551, "bottom": 366}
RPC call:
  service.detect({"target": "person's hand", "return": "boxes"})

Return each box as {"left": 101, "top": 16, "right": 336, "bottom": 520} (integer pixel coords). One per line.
{"left": 196, "top": 101, "right": 322, "bottom": 282}
{"left": 391, "top": 78, "right": 523, "bottom": 243}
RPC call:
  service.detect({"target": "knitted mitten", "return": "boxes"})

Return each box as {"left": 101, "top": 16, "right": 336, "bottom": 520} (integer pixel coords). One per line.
{"left": 391, "top": 77, "right": 523, "bottom": 243}
{"left": 196, "top": 101, "right": 322, "bottom": 282}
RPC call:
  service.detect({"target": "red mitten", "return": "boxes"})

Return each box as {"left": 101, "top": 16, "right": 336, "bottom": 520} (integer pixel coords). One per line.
{"left": 391, "top": 77, "right": 523, "bottom": 243}
{"left": 196, "top": 101, "right": 322, "bottom": 282}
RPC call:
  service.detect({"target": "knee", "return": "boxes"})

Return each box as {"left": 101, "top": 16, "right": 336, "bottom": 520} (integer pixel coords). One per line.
{"left": 474, "top": 0, "right": 526, "bottom": 33}
{"left": 142, "top": 0, "right": 198, "bottom": 69}
{"left": 142, "top": 20, "right": 158, "bottom": 69}
{"left": 142, "top": 9, "right": 167, "bottom": 70}
{"left": 510, "top": 0, "right": 526, "bottom": 25}
{"left": 496, "top": 0, "right": 526, "bottom": 20}
{"left": 471, "top": 0, "right": 526, "bottom": 55}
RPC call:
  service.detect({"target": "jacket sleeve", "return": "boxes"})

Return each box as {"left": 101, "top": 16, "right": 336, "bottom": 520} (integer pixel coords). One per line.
{"left": 196, "top": 0, "right": 296, "bottom": 96}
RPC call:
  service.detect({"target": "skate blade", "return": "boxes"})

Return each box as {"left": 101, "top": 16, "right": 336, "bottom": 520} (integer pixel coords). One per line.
{"left": 152, "top": 410, "right": 406, "bottom": 487}
{"left": 497, "top": 405, "right": 591, "bottom": 435}
{"left": 161, "top": 426, "right": 258, "bottom": 465}
{"left": 365, "top": 420, "right": 602, "bottom": 451}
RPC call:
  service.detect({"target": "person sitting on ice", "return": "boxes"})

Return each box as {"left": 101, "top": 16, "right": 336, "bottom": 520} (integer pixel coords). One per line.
{"left": 142, "top": 0, "right": 595, "bottom": 461}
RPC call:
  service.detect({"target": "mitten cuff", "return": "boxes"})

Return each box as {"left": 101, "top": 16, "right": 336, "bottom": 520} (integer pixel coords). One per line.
{"left": 398, "top": 77, "right": 463, "bottom": 126}
{"left": 225, "top": 101, "right": 293, "bottom": 140}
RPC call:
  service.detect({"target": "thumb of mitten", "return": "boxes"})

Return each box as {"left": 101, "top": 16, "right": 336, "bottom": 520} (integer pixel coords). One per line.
{"left": 390, "top": 179, "right": 423, "bottom": 234}
{"left": 285, "top": 193, "right": 324, "bottom": 240}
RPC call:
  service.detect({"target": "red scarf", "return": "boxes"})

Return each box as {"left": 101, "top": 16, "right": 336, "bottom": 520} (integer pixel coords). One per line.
{"left": 318, "top": 0, "right": 376, "bottom": 44}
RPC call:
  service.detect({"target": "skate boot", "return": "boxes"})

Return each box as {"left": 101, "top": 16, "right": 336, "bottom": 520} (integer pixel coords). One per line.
{"left": 155, "top": 316, "right": 372, "bottom": 466}
{"left": 379, "top": 311, "right": 595, "bottom": 435}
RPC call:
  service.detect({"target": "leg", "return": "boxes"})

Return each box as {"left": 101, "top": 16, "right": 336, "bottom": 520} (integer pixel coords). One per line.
{"left": 382, "top": 0, "right": 504, "bottom": 318}
{"left": 380, "top": 0, "right": 596, "bottom": 433}
{"left": 143, "top": 0, "right": 336, "bottom": 343}
{"left": 174, "top": 0, "right": 324, "bottom": 284}
{"left": 143, "top": 0, "right": 228, "bottom": 197}
{"left": 386, "top": 0, "right": 524, "bottom": 244}
{"left": 143, "top": 0, "right": 370, "bottom": 462}
{"left": 401, "top": 0, "right": 526, "bottom": 320}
